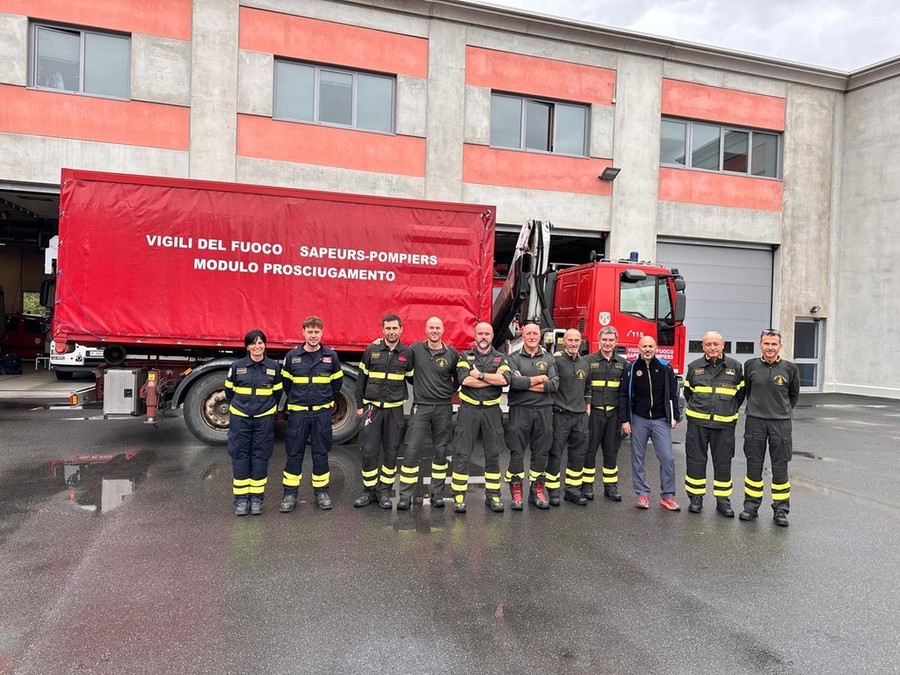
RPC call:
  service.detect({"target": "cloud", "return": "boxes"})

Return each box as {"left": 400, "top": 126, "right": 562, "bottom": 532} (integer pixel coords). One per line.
{"left": 481, "top": 0, "right": 900, "bottom": 70}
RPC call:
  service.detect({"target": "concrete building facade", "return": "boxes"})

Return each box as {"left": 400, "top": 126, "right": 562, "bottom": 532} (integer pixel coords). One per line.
{"left": 0, "top": 0, "right": 897, "bottom": 395}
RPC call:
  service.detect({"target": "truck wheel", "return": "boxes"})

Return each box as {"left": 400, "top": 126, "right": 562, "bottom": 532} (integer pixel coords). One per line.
{"left": 331, "top": 374, "right": 361, "bottom": 445}
{"left": 184, "top": 371, "right": 230, "bottom": 446}
{"left": 55, "top": 370, "right": 74, "bottom": 381}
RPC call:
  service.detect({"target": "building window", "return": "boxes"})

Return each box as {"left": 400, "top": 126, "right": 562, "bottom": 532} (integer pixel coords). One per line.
{"left": 30, "top": 23, "right": 130, "bottom": 99}
{"left": 660, "top": 118, "right": 781, "bottom": 178}
{"left": 274, "top": 60, "right": 395, "bottom": 133}
{"left": 490, "top": 93, "right": 588, "bottom": 156}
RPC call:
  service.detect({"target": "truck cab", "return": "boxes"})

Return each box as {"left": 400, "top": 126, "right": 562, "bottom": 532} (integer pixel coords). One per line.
{"left": 552, "top": 259, "right": 687, "bottom": 374}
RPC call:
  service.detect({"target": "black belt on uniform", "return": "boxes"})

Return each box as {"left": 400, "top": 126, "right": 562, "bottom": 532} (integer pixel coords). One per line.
{"left": 553, "top": 406, "right": 580, "bottom": 415}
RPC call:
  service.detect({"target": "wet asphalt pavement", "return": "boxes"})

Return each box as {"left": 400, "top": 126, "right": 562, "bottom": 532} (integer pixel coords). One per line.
{"left": 0, "top": 394, "right": 898, "bottom": 674}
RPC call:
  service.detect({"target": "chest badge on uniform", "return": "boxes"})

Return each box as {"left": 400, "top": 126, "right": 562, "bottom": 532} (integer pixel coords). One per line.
{"left": 266, "top": 368, "right": 276, "bottom": 376}
{"left": 236, "top": 367, "right": 248, "bottom": 375}
{"left": 576, "top": 370, "right": 586, "bottom": 379}
{"left": 323, "top": 356, "right": 332, "bottom": 363}
{"left": 636, "top": 370, "right": 643, "bottom": 377}
{"left": 725, "top": 368, "right": 735, "bottom": 376}
{"left": 773, "top": 375, "right": 786, "bottom": 386}
{"left": 537, "top": 361, "right": 547, "bottom": 371}
{"left": 436, "top": 358, "right": 447, "bottom": 368}
{"left": 695, "top": 368, "right": 705, "bottom": 375}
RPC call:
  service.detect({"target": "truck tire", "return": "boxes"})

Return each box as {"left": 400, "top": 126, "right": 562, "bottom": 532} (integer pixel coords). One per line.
{"left": 184, "top": 371, "right": 230, "bottom": 446}
{"left": 331, "top": 373, "right": 361, "bottom": 446}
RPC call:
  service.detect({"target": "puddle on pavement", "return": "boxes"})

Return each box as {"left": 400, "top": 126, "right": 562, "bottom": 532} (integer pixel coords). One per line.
{"left": 50, "top": 450, "right": 155, "bottom": 513}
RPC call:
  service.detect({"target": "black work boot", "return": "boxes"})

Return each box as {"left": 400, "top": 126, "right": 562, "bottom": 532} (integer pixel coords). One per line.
{"left": 716, "top": 498, "right": 734, "bottom": 518}
{"left": 604, "top": 484, "right": 622, "bottom": 502}
{"left": 430, "top": 487, "right": 445, "bottom": 508}
{"left": 279, "top": 494, "right": 297, "bottom": 513}
{"left": 739, "top": 504, "right": 759, "bottom": 521}
{"left": 249, "top": 499, "right": 263, "bottom": 516}
{"left": 688, "top": 495, "right": 703, "bottom": 513}
{"left": 315, "top": 492, "right": 333, "bottom": 510}
{"left": 773, "top": 509, "right": 789, "bottom": 527}
{"left": 234, "top": 500, "right": 250, "bottom": 517}
{"left": 353, "top": 490, "right": 375, "bottom": 508}
{"left": 548, "top": 489, "right": 561, "bottom": 507}
{"left": 581, "top": 484, "right": 594, "bottom": 501}
{"left": 563, "top": 488, "right": 588, "bottom": 506}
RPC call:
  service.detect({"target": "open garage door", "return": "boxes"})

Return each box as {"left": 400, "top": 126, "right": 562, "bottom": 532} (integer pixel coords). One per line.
{"left": 657, "top": 240, "right": 774, "bottom": 367}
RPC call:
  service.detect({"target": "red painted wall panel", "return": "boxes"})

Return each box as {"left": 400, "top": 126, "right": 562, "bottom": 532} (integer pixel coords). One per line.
{"left": 0, "top": 85, "right": 189, "bottom": 149}
{"left": 463, "top": 145, "right": 612, "bottom": 195}
{"left": 1, "top": 0, "right": 191, "bottom": 40}
{"left": 237, "top": 115, "right": 425, "bottom": 177}
{"left": 658, "top": 167, "right": 782, "bottom": 211}
{"left": 661, "top": 79, "right": 785, "bottom": 131}
{"left": 239, "top": 8, "right": 427, "bottom": 78}
{"left": 466, "top": 47, "right": 615, "bottom": 104}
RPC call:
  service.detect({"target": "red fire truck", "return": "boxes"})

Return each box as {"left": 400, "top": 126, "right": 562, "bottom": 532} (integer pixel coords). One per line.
{"left": 48, "top": 170, "right": 685, "bottom": 445}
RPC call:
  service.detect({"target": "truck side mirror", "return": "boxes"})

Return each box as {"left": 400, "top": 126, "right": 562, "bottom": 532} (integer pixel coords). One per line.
{"left": 674, "top": 290, "right": 686, "bottom": 323}
{"left": 40, "top": 278, "right": 55, "bottom": 308}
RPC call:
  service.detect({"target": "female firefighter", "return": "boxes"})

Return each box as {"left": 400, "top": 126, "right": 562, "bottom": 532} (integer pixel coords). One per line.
{"left": 224, "top": 329, "right": 282, "bottom": 515}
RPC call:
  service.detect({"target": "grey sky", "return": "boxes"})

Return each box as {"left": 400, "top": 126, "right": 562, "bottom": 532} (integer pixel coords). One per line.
{"left": 479, "top": 0, "right": 900, "bottom": 71}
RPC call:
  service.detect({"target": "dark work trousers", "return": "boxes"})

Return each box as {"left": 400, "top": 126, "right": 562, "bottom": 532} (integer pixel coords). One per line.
{"left": 547, "top": 410, "right": 588, "bottom": 494}
{"left": 399, "top": 403, "right": 453, "bottom": 499}
{"left": 450, "top": 404, "right": 505, "bottom": 500}
{"left": 228, "top": 414, "right": 275, "bottom": 504}
{"left": 743, "top": 416, "right": 792, "bottom": 513}
{"left": 283, "top": 409, "right": 332, "bottom": 496}
{"left": 505, "top": 405, "right": 553, "bottom": 484}
{"left": 684, "top": 422, "right": 736, "bottom": 499}
{"left": 358, "top": 405, "right": 405, "bottom": 496}
{"left": 587, "top": 411, "right": 622, "bottom": 487}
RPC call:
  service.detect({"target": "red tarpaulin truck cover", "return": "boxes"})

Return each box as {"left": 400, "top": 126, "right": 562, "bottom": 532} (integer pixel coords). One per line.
{"left": 54, "top": 170, "right": 495, "bottom": 352}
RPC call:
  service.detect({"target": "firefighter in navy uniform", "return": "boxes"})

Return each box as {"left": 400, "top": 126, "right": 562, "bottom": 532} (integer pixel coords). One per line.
{"left": 279, "top": 316, "right": 343, "bottom": 513}
{"left": 584, "top": 326, "right": 628, "bottom": 502}
{"left": 740, "top": 328, "right": 800, "bottom": 527}
{"left": 683, "top": 331, "right": 746, "bottom": 517}
{"left": 398, "top": 316, "right": 459, "bottom": 510}
{"left": 224, "top": 329, "right": 283, "bottom": 516}
{"left": 354, "top": 314, "right": 414, "bottom": 510}
{"left": 451, "top": 321, "right": 511, "bottom": 514}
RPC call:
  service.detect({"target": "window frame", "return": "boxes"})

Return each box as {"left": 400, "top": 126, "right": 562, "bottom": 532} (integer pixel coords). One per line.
{"left": 660, "top": 117, "right": 782, "bottom": 179}
{"left": 28, "top": 21, "right": 131, "bottom": 100}
{"left": 490, "top": 92, "right": 589, "bottom": 157}
{"left": 273, "top": 59, "right": 396, "bottom": 134}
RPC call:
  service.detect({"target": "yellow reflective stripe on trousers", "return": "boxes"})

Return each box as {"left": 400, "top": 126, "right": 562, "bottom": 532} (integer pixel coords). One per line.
{"left": 399, "top": 466, "right": 419, "bottom": 485}
{"left": 229, "top": 404, "right": 277, "bottom": 417}
{"left": 231, "top": 385, "right": 280, "bottom": 395}
{"left": 685, "top": 475, "right": 706, "bottom": 494}
{"left": 287, "top": 402, "right": 333, "bottom": 411}
{"left": 248, "top": 478, "right": 267, "bottom": 494}
{"left": 771, "top": 481, "right": 791, "bottom": 501}
{"left": 233, "top": 478, "right": 251, "bottom": 495}
{"left": 458, "top": 391, "right": 502, "bottom": 406}
{"left": 282, "top": 471, "right": 301, "bottom": 487}
{"left": 362, "top": 399, "right": 405, "bottom": 408}
{"left": 743, "top": 477, "right": 764, "bottom": 498}
{"left": 312, "top": 472, "right": 330, "bottom": 488}
{"left": 713, "top": 479, "right": 733, "bottom": 497}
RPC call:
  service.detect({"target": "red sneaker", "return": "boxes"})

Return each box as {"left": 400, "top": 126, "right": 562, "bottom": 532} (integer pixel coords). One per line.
{"left": 659, "top": 497, "right": 681, "bottom": 512}
{"left": 635, "top": 495, "right": 650, "bottom": 509}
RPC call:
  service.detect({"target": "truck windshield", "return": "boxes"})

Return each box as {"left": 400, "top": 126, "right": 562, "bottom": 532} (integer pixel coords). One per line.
{"left": 619, "top": 275, "right": 673, "bottom": 321}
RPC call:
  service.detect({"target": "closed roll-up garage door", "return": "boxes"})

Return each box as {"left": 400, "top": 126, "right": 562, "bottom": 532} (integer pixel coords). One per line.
{"left": 657, "top": 241, "right": 774, "bottom": 366}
